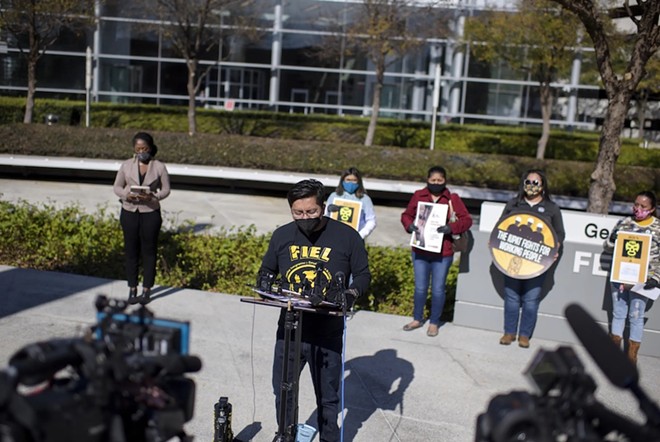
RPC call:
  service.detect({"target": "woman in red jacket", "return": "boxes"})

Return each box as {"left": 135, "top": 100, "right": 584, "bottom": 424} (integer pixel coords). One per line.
{"left": 400, "top": 166, "right": 473, "bottom": 337}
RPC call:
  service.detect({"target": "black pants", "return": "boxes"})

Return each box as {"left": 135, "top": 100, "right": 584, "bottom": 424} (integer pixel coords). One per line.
{"left": 119, "top": 208, "right": 162, "bottom": 288}
{"left": 272, "top": 338, "right": 342, "bottom": 442}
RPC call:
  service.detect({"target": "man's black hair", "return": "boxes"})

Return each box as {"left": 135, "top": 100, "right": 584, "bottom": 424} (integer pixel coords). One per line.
{"left": 287, "top": 179, "right": 326, "bottom": 207}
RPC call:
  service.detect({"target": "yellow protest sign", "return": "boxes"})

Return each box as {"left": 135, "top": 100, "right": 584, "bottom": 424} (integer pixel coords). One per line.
{"left": 329, "top": 198, "right": 362, "bottom": 231}
{"left": 611, "top": 231, "right": 652, "bottom": 284}
{"left": 489, "top": 212, "right": 559, "bottom": 279}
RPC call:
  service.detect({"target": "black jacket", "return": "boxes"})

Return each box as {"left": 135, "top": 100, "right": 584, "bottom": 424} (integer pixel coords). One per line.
{"left": 499, "top": 197, "right": 566, "bottom": 244}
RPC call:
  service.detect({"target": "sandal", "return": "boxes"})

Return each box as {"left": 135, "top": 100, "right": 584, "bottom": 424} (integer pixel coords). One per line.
{"left": 403, "top": 320, "right": 424, "bottom": 331}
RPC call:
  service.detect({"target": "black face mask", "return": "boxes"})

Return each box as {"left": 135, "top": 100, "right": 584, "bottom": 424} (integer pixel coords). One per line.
{"left": 295, "top": 218, "right": 321, "bottom": 236}
{"left": 427, "top": 183, "right": 446, "bottom": 195}
{"left": 137, "top": 152, "right": 152, "bottom": 164}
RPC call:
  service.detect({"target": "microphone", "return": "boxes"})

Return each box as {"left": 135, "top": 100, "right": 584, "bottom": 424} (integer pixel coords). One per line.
{"left": 565, "top": 303, "right": 660, "bottom": 429}
{"left": 564, "top": 303, "right": 637, "bottom": 389}
{"left": 334, "top": 271, "right": 346, "bottom": 291}
{"left": 8, "top": 340, "right": 83, "bottom": 386}
{"left": 128, "top": 354, "right": 202, "bottom": 376}
{"left": 309, "top": 263, "right": 325, "bottom": 306}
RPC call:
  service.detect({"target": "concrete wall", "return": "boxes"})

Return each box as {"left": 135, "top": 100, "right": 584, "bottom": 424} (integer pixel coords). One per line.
{"left": 454, "top": 202, "right": 660, "bottom": 357}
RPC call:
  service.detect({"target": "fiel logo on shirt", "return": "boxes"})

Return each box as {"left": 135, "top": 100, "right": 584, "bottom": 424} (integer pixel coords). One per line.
{"left": 289, "top": 245, "right": 331, "bottom": 262}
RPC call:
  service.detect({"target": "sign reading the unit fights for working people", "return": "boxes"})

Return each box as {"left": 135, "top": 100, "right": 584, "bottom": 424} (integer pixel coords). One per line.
{"left": 489, "top": 212, "right": 559, "bottom": 279}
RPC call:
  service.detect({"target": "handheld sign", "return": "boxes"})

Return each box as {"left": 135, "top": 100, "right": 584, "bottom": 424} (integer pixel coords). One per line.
{"left": 410, "top": 202, "right": 449, "bottom": 253}
{"left": 611, "top": 231, "right": 652, "bottom": 284}
{"left": 489, "top": 212, "right": 559, "bottom": 279}
{"left": 329, "top": 198, "right": 362, "bottom": 231}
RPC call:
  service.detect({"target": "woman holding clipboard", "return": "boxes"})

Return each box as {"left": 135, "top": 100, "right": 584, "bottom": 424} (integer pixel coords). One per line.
{"left": 325, "top": 167, "right": 376, "bottom": 240}
{"left": 113, "top": 132, "right": 170, "bottom": 305}
{"left": 605, "top": 190, "right": 660, "bottom": 365}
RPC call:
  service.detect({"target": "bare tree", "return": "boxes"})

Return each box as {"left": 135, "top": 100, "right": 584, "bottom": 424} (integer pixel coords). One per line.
{"left": 549, "top": 0, "right": 660, "bottom": 213}
{"left": 0, "top": 0, "right": 95, "bottom": 123}
{"left": 464, "top": 0, "right": 582, "bottom": 159}
{"left": 633, "top": 53, "right": 660, "bottom": 141}
{"left": 347, "top": 0, "right": 433, "bottom": 147}
{"left": 154, "top": 0, "right": 257, "bottom": 135}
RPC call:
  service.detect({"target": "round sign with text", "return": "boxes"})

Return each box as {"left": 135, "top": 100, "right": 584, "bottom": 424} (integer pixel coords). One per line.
{"left": 489, "top": 212, "right": 559, "bottom": 279}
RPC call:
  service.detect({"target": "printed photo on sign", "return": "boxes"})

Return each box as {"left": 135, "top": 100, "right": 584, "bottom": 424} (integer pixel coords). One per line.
{"left": 329, "top": 198, "right": 362, "bottom": 231}
{"left": 610, "top": 231, "right": 651, "bottom": 284}
{"left": 489, "top": 212, "right": 559, "bottom": 279}
{"left": 410, "top": 202, "right": 449, "bottom": 253}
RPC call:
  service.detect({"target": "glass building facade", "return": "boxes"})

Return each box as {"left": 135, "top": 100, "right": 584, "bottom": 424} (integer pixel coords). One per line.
{"left": 0, "top": 0, "right": 631, "bottom": 132}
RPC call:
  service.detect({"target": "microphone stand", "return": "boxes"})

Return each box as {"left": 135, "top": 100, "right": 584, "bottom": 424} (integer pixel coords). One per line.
{"left": 273, "top": 301, "right": 303, "bottom": 442}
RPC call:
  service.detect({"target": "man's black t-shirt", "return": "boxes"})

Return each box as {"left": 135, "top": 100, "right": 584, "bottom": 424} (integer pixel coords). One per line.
{"left": 260, "top": 217, "right": 371, "bottom": 343}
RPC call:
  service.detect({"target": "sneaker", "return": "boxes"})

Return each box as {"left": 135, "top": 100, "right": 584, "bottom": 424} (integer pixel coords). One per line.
{"left": 128, "top": 287, "right": 139, "bottom": 305}
{"left": 518, "top": 336, "right": 530, "bottom": 348}
{"left": 427, "top": 324, "right": 439, "bottom": 337}
{"left": 402, "top": 320, "right": 424, "bottom": 331}
{"left": 139, "top": 287, "right": 151, "bottom": 305}
{"left": 499, "top": 334, "right": 516, "bottom": 345}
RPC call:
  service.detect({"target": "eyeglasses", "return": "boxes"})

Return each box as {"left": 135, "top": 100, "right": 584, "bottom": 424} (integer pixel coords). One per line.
{"left": 524, "top": 179, "right": 541, "bottom": 186}
{"left": 291, "top": 208, "right": 321, "bottom": 218}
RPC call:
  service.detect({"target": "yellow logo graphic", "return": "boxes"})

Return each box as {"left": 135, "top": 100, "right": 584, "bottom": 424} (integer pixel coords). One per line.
{"left": 623, "top": 240, "right": 642, "bottom": 259}
{"left": 339, "top": 206, "right": 354, "bottom": 223}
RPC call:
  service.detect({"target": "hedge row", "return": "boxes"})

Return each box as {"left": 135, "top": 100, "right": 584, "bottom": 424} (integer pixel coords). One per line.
{"left": 1, "top": 123, "right": 658, "bottom": 202}
{"left": 0, "top": 200, "right": 456, "bottom": 321}
{"left": 1, "top": 96, "right": 655, "bottom": 168}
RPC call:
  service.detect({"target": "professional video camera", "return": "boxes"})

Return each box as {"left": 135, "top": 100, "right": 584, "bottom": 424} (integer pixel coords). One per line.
{"left": 476, "top": 304, "right": 660, "bottom": 442}
{"left": 0, "top": 295, "right": 202, "bottom": 442}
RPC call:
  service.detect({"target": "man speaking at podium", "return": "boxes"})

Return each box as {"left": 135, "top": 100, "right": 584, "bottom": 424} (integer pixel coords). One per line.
{"left": 258, "top": 179, "right": 371, "bottom": 442}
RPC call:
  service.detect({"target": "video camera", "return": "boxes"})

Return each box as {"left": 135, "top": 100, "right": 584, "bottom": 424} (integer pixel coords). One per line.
{"left": 476, "top": 304, "right": 660, "bottom": 442}
{"left": 0, "top": 295, "right": 202, "bottom": 442}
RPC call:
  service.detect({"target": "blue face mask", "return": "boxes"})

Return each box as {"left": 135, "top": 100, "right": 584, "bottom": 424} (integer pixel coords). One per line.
{"left": 342, "top": 181, "right": 359, "bottom": 194}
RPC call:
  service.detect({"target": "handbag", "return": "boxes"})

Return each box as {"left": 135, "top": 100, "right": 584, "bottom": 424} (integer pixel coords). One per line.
{"left": 448, "top": 197, "right": 469, "bottom": 253}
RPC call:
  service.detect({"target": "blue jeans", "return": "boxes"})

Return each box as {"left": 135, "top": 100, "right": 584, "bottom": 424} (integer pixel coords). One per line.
{"left": 611, "top": 283, "right": 647, "bottom": 342}
{"left": 503, "top": 274, "right": 546, "bottom": 338}
{"left": 412, "top": 252, "right": 453, "bottom": 325}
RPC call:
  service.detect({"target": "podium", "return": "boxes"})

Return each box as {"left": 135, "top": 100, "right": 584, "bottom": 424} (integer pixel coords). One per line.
{"left": 241, "top": 293, "right": 345, "bottom": 442}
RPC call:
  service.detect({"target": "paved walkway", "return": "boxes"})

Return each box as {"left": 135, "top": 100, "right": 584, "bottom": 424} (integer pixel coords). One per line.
{"left": 0, "top": 178, "right": 659, "bottom": 441}
{"left": 0, "top": 266, "right": 658, "bottom": 442}
{"left": 0, "top": 178, "right": 411, "bottom": 248}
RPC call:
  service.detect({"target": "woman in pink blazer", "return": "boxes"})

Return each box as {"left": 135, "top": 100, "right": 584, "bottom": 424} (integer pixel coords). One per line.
{"left": 113, "top": 132, "right": 170, "bottom": 304}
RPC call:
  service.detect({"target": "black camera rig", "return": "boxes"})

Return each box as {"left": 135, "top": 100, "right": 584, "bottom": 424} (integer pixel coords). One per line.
{"left": 0, "top": 295, "right": 202, "bottom": 442}
{"left": 476, "top": 304, "right": 660, "bottom": 442}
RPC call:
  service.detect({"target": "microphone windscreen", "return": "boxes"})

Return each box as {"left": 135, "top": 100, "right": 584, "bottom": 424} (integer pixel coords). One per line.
{"left": 142, "top": 355, "right": 202, "bottom": 375}
{"left": 564, "top": 303, "right": 638, "bottom": 389}
{"left": 335, "top": 271, "right": 346, "bottom": 289}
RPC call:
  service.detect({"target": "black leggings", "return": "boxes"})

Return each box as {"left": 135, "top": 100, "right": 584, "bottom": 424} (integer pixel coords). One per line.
{"left": 119, "top": 209, "right": 162, "bottom": 288}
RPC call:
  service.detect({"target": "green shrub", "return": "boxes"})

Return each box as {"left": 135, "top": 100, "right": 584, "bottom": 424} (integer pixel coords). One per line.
{"left": 1, "top": 96, "right": 658, "bottom": 201}
{"left": 0, "top": 96, "right": 653, "bottom": 166}
{"left": 0, "top": 200, "right": 457, "bottom": 318}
